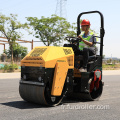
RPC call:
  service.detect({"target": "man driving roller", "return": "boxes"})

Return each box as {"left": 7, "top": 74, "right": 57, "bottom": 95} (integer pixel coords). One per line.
{"left": 78, "top": 19, "right": 96, "bottom": 72}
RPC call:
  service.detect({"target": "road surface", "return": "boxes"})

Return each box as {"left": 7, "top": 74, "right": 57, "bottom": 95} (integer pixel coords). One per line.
{"left": 0, "top": 71, "right": 120, "bottom": 120}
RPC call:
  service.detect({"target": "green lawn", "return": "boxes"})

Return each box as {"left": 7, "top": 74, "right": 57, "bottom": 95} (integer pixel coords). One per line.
{"left": 102, "top": 64, "right": 120, "bottom": 70}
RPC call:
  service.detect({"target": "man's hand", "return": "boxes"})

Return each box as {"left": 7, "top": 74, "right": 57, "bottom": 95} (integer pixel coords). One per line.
{"left": 78, "top": 35, "right": 83, "bottom": 41}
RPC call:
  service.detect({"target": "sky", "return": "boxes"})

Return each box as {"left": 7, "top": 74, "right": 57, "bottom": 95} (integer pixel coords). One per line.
{"left": 0, "top": 0, "right": 120, "bottom": 58}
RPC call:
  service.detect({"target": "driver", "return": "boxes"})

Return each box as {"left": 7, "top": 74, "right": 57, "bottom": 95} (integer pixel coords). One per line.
{"left": 78, "top": 19, "right": 96, "bottom": 72}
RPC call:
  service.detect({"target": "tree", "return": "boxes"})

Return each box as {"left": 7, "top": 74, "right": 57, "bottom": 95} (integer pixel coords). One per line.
{"left": 0, "top": 14, "right": 29, "bottom": 62}
{"left": 102, "top": 55, "right": 105, "bottom": 59}
{"left": 4, "top": 44, "right": 28, "bottom": 62}
{"left": 27, "top": 15, "right": 76, "bottom": 46}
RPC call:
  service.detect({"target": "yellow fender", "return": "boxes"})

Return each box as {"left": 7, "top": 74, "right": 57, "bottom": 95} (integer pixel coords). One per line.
{"left": 51, "top": 61, "right": 68, "bottom": 96}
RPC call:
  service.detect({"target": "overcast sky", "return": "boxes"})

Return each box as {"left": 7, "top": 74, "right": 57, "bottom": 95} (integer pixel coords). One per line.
{"left": 0, "top": 0, "right": 120, "bottom": 58}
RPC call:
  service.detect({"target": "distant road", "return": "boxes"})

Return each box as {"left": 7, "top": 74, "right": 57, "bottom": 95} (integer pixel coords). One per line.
{"left": 103, "top": 70, "right": 120, "bottom": 75}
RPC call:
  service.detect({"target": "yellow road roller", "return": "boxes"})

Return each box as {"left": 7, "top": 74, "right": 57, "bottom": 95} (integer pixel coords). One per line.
{"left": 19, "top": 11, "right": 105, "bottom": 106}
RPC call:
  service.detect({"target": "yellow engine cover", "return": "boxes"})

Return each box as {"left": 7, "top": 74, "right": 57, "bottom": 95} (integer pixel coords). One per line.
{"left": 21, "top": 46, "right": 74, "bottom": 69}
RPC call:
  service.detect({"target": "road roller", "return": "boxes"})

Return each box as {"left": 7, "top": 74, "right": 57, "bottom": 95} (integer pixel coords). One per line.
{"left": 19, "top": 11, "right": 105, "bottom": 106}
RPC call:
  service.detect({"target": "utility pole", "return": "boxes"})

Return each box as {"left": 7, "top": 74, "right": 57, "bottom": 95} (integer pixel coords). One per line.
{"left": 55, "top": 0, "right": 67, "bottom": 46}
{"left": 55, "top": 0, "right": 67, "bottom": 18}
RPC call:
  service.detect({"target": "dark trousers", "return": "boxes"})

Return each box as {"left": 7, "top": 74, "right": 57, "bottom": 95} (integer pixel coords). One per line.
{"left": 79, "top": 48, "right": 95, "bottom": 68}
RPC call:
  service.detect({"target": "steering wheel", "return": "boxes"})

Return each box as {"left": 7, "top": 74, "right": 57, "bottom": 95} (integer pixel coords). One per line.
{"left": 65, "top": 36, "right": 82, "bottom": 43}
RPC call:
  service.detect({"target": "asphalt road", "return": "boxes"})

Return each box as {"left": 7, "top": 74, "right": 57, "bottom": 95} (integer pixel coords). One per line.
{"left": 0, "top": 73, "right": 120, "bottom": 120}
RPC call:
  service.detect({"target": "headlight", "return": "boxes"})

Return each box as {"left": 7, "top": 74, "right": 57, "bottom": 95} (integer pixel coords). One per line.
{"left": 38, "top": 77, "right": 42, "bottom": 82}
{"left": 23, "top": 75, "right": 26, "bottom": 80}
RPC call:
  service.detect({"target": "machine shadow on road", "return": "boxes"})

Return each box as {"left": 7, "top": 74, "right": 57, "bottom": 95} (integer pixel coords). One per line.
{"left": 62, "top": 97, "right": 93, "bottom": 105}
{"left": 1, "top": 101, "right": 47, "bottom": 109}
{"left": 0, "top": 97, "right": 92, "bottom": 109}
